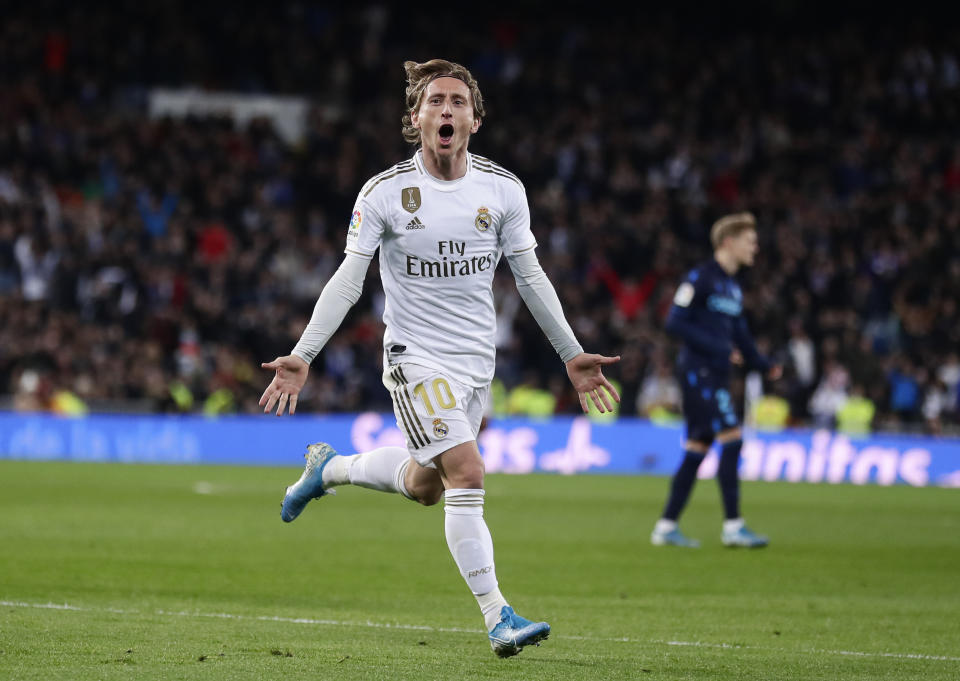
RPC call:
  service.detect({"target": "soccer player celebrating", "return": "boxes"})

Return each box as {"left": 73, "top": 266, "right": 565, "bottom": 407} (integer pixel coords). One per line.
{"left": 651, "top": 212, "right": 782, "bottom": 549}
{"left": 259, "top": 59, "right": 620, "bottom": 656}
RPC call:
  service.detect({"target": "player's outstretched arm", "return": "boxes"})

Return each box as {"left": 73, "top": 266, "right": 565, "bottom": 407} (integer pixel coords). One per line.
{"left": 565, "top": 352, "right": 621, "bottom": 414}
{"left": 259, "top": 354, "right": 310, "bottom": 416}
{"left": 258, "top": 253, "right": 371, "bottom": 417}
{"left": 505, "top": 250, "right": 620, "bottom": 412}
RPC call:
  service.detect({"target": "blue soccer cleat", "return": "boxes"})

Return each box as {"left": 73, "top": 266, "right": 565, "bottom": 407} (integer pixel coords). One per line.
{"left": 488, "top": 606, "right": 550, "bottom": 658}
{"left": 280, "top": 443, "right": 337, "bottom": 523}
{"left": 722, "top": 524, "right": 769, "bottom": 548}
{"left": 650, "top": 527, "right": 701, "bottom": 548}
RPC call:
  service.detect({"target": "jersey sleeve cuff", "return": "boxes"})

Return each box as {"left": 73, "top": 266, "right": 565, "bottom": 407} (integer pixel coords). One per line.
{"left": 291, "top": 347, "right": 316, "bottom": 366}
{"left": 344, "top": 247, "right": 375, "bottom": 258}
{"left": 560, "top": 344, "right": 584, "bottom": 364}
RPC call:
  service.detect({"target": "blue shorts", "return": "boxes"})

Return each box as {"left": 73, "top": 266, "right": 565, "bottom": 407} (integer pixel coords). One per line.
{"left": 679, "top": 366, "right": 739, "bottom": 443}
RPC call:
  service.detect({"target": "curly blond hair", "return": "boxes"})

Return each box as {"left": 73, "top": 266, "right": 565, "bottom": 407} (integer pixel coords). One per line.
{"left": 401, "top": 59, "right": 485, "bottom": 146}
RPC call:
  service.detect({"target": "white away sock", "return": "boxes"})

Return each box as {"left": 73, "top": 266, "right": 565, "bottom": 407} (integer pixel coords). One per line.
{"left": 321, "top": 454, "right": 358, "bottom": 488}
{"left": 444, "top": 488, "right": 509, "bottom": 631}
{"left": 654, "top": 518, "right": 678, "bottom": 534}
{"left": 322, "top": 446, "right": 411, "bottom": 497}
{"left": 723, "top": 518, "right": 745, "bottom": 533}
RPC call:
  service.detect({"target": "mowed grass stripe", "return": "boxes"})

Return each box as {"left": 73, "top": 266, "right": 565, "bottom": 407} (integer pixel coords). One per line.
{"left": 4, "top": 599, "right": 960, "bottom": 663}
{"left": 1, "top": 460, "right": 958, "bottom": 681}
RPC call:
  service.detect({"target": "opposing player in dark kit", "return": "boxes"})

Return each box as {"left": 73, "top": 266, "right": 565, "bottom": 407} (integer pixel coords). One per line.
{"left": 651, "top": 212, "right": 782, "bottom": 548}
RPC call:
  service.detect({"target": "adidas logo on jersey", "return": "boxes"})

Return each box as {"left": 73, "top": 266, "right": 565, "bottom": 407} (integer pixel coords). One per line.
{"left": 405, "top": 217, "right": 426, "bottom": 230}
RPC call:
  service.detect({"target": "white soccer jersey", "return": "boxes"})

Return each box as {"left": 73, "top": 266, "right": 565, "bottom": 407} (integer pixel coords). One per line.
{"left": 346, "top": 150, "right": 537, "bottom": 388}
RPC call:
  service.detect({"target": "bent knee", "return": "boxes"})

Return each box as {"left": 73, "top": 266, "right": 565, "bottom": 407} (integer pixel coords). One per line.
{"left": 684, "top": 439, "right": 712, "bottom": 454}
{"left": 407, "top": 480, "right": 445, "bottom": 506}
{"left": 447, "top": 461, "right": 486, "bottom": 491}
{"left": 448, "top": 473, "right": 485, "bottom": 490}
{"left": 414, "top": 488, "right": 444, "bottom": 506}
{"left": 716, "top": 427, "right": 743, "bottom": 444}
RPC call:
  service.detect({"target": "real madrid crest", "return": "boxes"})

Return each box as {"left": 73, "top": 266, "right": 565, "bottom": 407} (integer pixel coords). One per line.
{"left": 432, "top": 418, "right": 449, "bottom": 439}
{"left": 401, "top": 187, "right": 421, "bottom": 213}
{"left": 475, "top": 206, "right": 491, "bottom": 232}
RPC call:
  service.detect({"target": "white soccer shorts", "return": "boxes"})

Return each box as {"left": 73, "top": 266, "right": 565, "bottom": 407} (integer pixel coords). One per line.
{"left": 382, "top": 362, "right": 489, "bottom": 467}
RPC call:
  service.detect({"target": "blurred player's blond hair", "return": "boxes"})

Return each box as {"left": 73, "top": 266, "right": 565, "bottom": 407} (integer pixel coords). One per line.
{"left": 710, "top": 212, "right": 757, "bottom": 249}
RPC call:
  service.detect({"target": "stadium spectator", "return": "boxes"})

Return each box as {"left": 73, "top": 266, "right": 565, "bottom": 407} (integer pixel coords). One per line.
{"left": 809, "top": 362, "right": 851, "bottom": 429}
{"left": 751, "top": 387, "right": 791, "bottom": 432}
{"left": 0, "top": 3, "right": 957, "bottom": 437}
{"left": 937, "top": 353, "right": 960, "bottom": 415}
{"left": 887, "top": 355, "right": 923, "bottom": 424}
{"left": 921, "top": 377, "right": 951, "bottom": 436}
{"left": 785, "top": 318, "right": 816, "bottom": 417}
{"left": 835, "top": 384, "right": 876, "bottom": 437}
{"left": 506, "top": 371, "right": 557, "bottom": 418}
{"left": 637, "top": 356, "right": 682, "bottom": 424}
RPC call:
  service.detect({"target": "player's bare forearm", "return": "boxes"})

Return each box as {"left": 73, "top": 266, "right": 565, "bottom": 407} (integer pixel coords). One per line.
{"left": 565, "top": 352, "right": 621, "bottom": 414}
{"left": 259, "top": 354, "right": 310, "bottom": 416}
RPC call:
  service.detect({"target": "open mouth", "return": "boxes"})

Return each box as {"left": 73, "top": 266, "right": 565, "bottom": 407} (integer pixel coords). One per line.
{"left": 438, "top": 124, "right": 454, "bottom": 145}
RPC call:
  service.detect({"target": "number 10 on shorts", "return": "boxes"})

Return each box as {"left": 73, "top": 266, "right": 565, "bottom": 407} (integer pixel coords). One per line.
{"left": 413, "top": 378, "right": 456, "bottom": 414}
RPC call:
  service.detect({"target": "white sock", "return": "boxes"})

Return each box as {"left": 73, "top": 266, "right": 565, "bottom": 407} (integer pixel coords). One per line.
{"left": 654, "top": 519, "right": 678, "bottom": 534}
{"left": 321, "top": 454, "right": 358, "bottom": 488}
{"left": 444, "top": 488, "right": 509, "bottom": 631}
{"left": 477, "top": 587, "right": 507, "bottom": 630}
{"left": 723, "top": 518, "right": 745, "bottom": 533}
{"left": 322, "top": 447, "right": 412, "bottom": 497}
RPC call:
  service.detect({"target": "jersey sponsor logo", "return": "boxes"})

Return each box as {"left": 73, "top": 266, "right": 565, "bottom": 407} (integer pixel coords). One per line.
{"left": 349, "top": 209, "right": 362, "bottom": 233}
{"left": 401, "top": 186, "right": 421, "bottom": 213}
{"left": 674, "top": 282, "right": 695, "bottom": 307}
{"left": 475, "top": 206, "right": 491, "bottom": 232}
{"left": 405, "top": 252, "right": 496, "bottom": 278}
{"left": 405, "top": 217, "right": 426, "bottom": 230}
{"left": 432, "top": 418, "right": 449, "bottom": 438}
{"left": 707, "top": 294, "right": 742, "bottom": 316}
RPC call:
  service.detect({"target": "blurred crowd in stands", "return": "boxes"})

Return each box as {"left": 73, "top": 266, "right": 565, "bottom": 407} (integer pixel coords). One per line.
{"left": 1, "top": 2, "right": 959, "bottom": 434}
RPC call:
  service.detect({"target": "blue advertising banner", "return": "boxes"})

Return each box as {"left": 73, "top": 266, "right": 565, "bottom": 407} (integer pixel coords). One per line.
{"left": 0, "top": 411, "right": 958, "bottom": 487}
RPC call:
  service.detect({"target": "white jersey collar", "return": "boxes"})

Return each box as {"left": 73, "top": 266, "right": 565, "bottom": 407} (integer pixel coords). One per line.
{"left": 413, "top": 149, "right": 473, "bottom": 192}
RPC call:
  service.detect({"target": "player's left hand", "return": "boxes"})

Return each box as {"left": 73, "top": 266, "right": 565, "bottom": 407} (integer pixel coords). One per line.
{"left": 565, "top": 352, "right": 621, "bottom": 414}
{"left": 767, "top": 364, "right": 783, "bottom": 381}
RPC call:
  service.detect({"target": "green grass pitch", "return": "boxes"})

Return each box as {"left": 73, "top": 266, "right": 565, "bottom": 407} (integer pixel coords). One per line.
{"left": 1, "top": 459, "right": 958, "bottom": 680}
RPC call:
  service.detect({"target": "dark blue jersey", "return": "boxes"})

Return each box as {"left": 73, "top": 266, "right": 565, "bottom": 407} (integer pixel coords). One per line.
{"left": 665, "top": 259, "right": 771, "bottom": 376}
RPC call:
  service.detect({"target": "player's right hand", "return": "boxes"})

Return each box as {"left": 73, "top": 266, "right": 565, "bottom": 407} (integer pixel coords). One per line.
{"left": 730, "top": 349, "right": 744, "bottom": 366}
{"left": 259, "top": 354, "right": 310, "bottom": 416}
